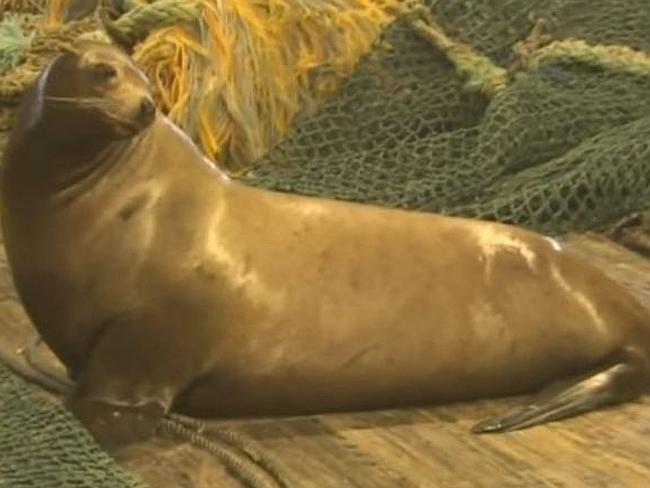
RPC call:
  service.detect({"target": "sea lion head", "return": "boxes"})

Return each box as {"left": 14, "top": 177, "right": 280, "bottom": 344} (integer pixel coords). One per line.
{"left": 31, "top": 41, "right": 156, "bottom": 142}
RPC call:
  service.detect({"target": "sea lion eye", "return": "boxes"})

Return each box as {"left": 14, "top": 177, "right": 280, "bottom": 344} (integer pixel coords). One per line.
{"left": 93, "top": 62, "right": 117, "bottom": 79}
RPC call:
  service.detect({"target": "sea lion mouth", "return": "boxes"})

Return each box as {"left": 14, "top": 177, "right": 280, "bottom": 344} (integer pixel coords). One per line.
{"left": 111, "top": 110, "right": 155, "bottom": 137}
{"left": 112, "top": 119, "right": 144, "bottom": 137}
{"left": 44, "top": 95, "right": 113, "bottom": 111}
{"left": 137, "top": 98, "right": 156, "bottom": 125}
{"left": 108, "top": 97, "right": 156, "bottom": 136}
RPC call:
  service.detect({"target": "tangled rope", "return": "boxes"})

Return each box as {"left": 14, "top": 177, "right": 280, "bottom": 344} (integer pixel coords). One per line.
{"left": 160, "top": 416, "right": 290, "bottom": 488}
{"left": 406, "top": 5, "right": 650, "bottom": 99}
{"left": 97, "top": 0, "right": 201, "bottom": 47}
{"left": 406, "top": 5, "right": 508, "bottom": 97}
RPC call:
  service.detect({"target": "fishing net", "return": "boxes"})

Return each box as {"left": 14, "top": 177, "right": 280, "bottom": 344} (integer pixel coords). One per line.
{"left": 3, "top": 1, "right": 650, "bottom": 234}
{"left": 242, "top": 0, "right": 650, "bottom": 235}
{"left": 0, "top": 360, "right": 148, "bottom": 487}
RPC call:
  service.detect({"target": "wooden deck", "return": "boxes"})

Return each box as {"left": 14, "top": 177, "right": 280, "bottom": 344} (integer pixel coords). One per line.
{"left": 1, "top": 233, "right": 649, "bottom": 487}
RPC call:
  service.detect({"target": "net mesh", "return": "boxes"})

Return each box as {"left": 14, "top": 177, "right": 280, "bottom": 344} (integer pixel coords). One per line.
{"left": 241, "top": 0, "right": 650, "bottom": 234}
{"left": 0, "top": 361, "right": 147, "bottom": 487}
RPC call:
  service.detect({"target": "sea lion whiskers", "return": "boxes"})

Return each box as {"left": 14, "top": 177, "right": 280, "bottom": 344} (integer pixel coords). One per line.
{"left": 53, "top": 133, "right": 149, "bottom": 205}
{"left": 95, "top": 108, "right": 141, "bottom": 132}
{"left": 43, "top": 95, "right": 116, "bottom": 108}
{"left": 43, "top": 95, "right": 142, "bottom": 134}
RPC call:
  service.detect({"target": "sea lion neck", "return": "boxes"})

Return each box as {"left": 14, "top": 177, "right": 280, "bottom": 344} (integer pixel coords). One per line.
{"left": 51, "top": 126, "right": 155, "bottom": 204}
{"left": 2, "top": 121, "right": 154, "bottom": 208}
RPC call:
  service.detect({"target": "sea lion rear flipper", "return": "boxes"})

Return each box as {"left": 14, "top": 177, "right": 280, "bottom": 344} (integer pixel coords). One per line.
{"left": 471, "top": 346, "right": 650, "bottom": 433}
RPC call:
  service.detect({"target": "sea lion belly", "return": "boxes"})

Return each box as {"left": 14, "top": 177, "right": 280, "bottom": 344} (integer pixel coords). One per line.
{"left": 174, "top": 188, "right": 625, "bottom": 416}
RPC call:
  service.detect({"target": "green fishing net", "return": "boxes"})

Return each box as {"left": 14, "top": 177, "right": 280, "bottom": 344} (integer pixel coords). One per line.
{"left": 0, "top": 361, "right": 147, "bottom": 488}
{"left": 242, "top": 0, "right": 650, "bottom": 235}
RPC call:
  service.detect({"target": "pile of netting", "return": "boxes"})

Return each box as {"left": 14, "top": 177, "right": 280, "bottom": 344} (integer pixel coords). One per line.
{"left": 0, "top": 360, "right": 148, "bottom": 487}
{"left": 244, "top": 0, "right": 650, "bottom": 234}
{"left": 3, "top": 1, "right": 650, "bottom": 236}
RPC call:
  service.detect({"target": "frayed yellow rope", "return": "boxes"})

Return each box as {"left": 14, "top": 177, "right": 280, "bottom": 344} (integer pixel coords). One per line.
{"left": 407, "top": 6, "right": 508, "bottom": 98}
{"left": 44, "top": 0, "right": 66, "bottom": 25}
{"left": 522, "top": 39, "right": 650, "bottom": 78}
{"left": 133, "top": 0, "right": 399, "bottom": 172}
{"left": 106, "top": 0, "right": 201, "bottom": 46}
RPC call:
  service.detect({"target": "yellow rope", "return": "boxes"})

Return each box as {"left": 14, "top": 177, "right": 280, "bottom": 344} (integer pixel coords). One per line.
{"left": 44, "top": 0, "right": 65, "bottom": 25}
{"left": 522, "top": 39, "right": 650, "bottom": 78}
{"left": 105, "top": 0, "right": 201, "bottom": 46}
{"left": 407, "top": 5, "right": 508, "bottom": 97}
{"left": 133, "top": 0, "right": 399, "bottom": 172}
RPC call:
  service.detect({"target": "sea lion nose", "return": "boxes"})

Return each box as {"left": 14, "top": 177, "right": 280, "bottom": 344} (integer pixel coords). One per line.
{"left": 139, "top": 98, "right": 156, "bottom": 121}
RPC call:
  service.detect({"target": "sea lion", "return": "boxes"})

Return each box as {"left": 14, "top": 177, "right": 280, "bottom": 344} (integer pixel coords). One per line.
{"left": 2, "top": 41, "right": 650, "bottom": 451}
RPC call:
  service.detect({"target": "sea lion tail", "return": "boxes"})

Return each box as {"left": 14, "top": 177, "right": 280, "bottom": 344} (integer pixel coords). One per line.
{"left": 471, "top": 345, "right": 650, "bottom": 433}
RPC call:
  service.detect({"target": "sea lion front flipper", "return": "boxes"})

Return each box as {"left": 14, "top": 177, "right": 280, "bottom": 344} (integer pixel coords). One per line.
{"left": 63, "top": 314, "right": 187, "bottom": 452}
{"left": 471, "top": 347, "right": 650, "bottom": 434}
{"left": 66, "top": 390, "right": 166, "bottom": 452}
